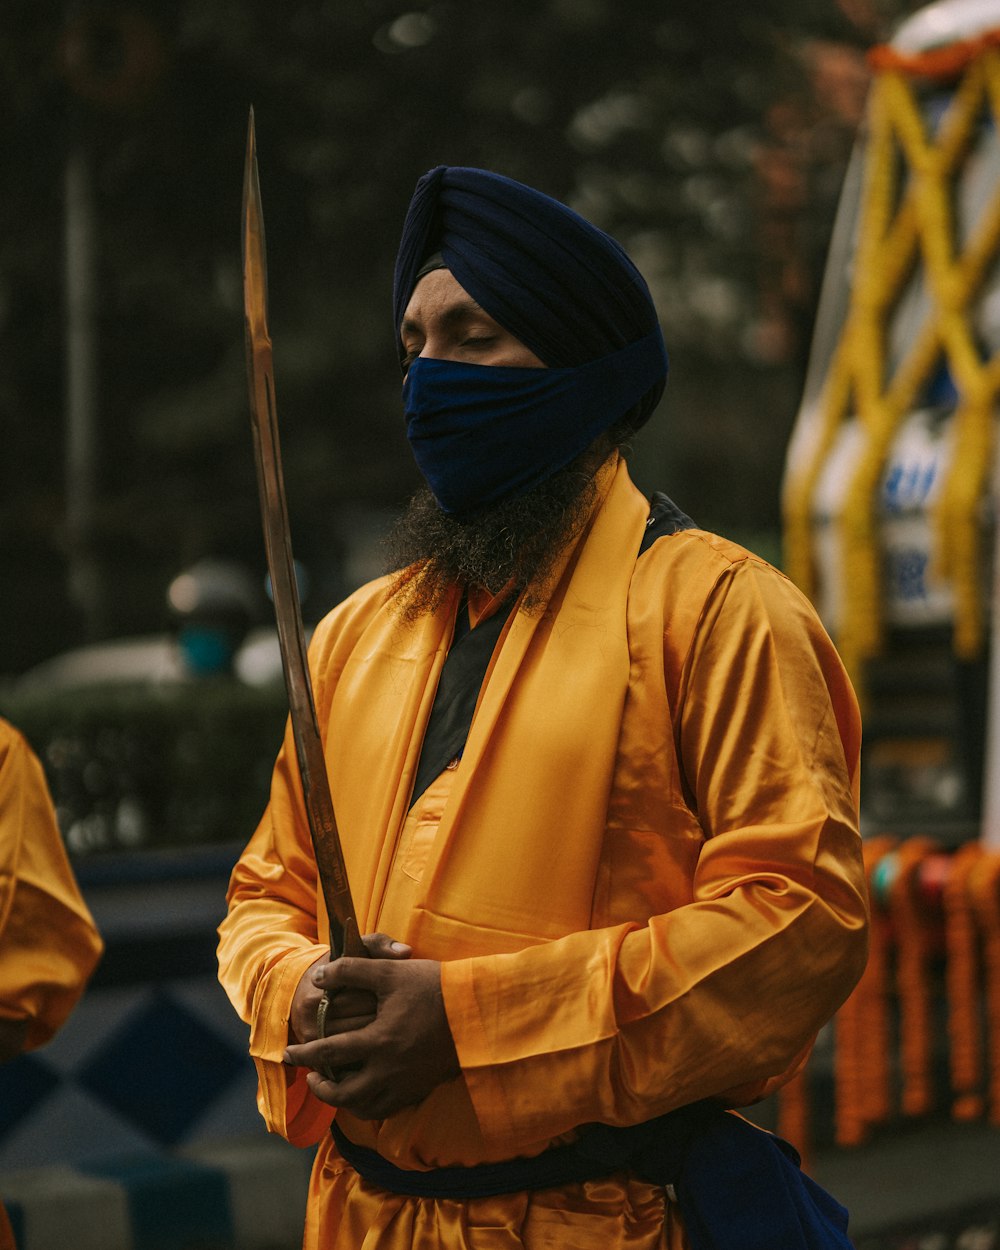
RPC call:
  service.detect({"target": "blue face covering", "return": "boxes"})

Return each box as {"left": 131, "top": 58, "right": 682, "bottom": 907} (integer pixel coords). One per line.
{"left": 403, "top": 327, "right": 668, "bottom": 516}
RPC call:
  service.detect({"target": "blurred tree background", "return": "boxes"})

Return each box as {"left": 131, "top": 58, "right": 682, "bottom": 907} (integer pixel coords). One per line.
{"left": 1, "top": 0, "right": 921, "bottom": 676}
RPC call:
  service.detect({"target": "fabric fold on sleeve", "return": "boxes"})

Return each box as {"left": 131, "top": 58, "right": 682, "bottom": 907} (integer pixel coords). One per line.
{"left": 218, "top": 717, "right": 336, "bottom": 1146}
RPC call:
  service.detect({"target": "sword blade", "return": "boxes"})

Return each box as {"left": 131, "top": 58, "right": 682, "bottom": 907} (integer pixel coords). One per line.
{"left": 242, "top": 107, "right": 366, "bottom": 960}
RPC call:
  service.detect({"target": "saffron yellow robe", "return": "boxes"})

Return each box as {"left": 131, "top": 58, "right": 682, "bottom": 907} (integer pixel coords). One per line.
{"left": 0, "top": 718, "right": 103, "bottom": 1052}
{"left": 0, "top": 718, "right": 103, "bottom": 1250}
{"left": 218, "top": 457, "right": 868, "bottom": 1249}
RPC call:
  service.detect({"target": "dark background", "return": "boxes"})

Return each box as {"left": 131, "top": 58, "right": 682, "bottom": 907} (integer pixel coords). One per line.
{"left": 0, "top": 0, "right": 920, "bottom": 677}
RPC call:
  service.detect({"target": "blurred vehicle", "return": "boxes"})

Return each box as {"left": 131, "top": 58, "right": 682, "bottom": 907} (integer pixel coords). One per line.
{"left": 12, "top": 626, "right": 284, "bottom": 692}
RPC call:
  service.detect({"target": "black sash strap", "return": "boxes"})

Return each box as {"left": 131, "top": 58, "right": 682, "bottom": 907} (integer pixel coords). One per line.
{"left": 408, "top": 492, "right": 695, "bottom": 809}
{"left": 329, "top": 1104, "right": 707, "bottom": 1201}
{"left": 330, "top": 1106, "right": 854, "bottom": 1250}
{"left": 330, "top": 1119, "right": 602, "bottom": 1199}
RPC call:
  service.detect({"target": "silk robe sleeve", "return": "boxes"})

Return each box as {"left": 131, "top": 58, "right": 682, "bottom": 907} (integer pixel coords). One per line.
{"left": 441, "top": 554, "right": 868, "bottom": 1153}
{"left": 216, "top": 718, "right": 336, "bottom": 1146}
{"left": 216, "top": 588, "right": 392, "bottom": 1147}
{"left": 0, "top": 723, "right": 103, "bottom": 1054}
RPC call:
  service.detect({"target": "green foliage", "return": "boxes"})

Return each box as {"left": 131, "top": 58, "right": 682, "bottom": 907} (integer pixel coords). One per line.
{"left": 0, "top": 680, "right": 287, "bottom": 856}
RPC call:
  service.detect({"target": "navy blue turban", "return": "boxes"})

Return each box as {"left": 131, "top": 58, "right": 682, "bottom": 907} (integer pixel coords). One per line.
{"left": 393, "top": 166, "right": 668, "bottom": 429}
{"left": 393, "top": 166, "right": 668, "bottom": 513}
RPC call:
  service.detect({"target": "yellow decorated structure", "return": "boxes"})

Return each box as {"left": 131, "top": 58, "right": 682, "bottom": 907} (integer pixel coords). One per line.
{"left": 783, "top": 0, "right": 1000, "bottom": 849}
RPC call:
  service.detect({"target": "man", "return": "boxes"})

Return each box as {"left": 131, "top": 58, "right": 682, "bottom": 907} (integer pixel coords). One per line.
{"left": 0, "top": 717, "right": 104, "bottom": 1248}
{"left": 218, "top": 166, "right": 868, "bottom": 1249}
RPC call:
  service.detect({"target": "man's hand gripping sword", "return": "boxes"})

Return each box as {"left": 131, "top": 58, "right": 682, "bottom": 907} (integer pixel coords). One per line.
{"left": 241, "top": 108, "right": 369, "bottom": 1049}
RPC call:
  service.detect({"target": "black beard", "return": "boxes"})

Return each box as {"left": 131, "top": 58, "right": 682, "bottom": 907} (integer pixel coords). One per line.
{"left": 382, "top": 447, "right": 612, "bottom": 622}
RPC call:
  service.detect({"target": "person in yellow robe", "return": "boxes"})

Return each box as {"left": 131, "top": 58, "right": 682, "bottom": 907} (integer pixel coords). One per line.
{"left": 218, "top": 166, "right": 868, "bottom": 1250}
{"left": 0, "top": 717, "right": 104, "bottom": 1249}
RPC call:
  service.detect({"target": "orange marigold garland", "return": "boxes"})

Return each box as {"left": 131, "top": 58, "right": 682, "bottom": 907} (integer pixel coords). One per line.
{"left": 776, "top": 1054, "right": 812, "bottom": 1171}
{"left": 942, "top": 842, "right": 985, "bottom": 1120}
{"left": 968, "top": 851, "right": 1000, "bottom": 1125}
{"left": 887, "top": 837, "right": 940, "bottom": 1118}
{"left": 860, "top": 841, "right": 899, "bottom": 1131}
{"left": 834, "top": 835, "right": 896, "bottom": 1146}
{"left": 868, "top": 28, "right": 1000, "bottom": 82}
{"left": 833, "top": 968, "right": 867, "bottom": 1147}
